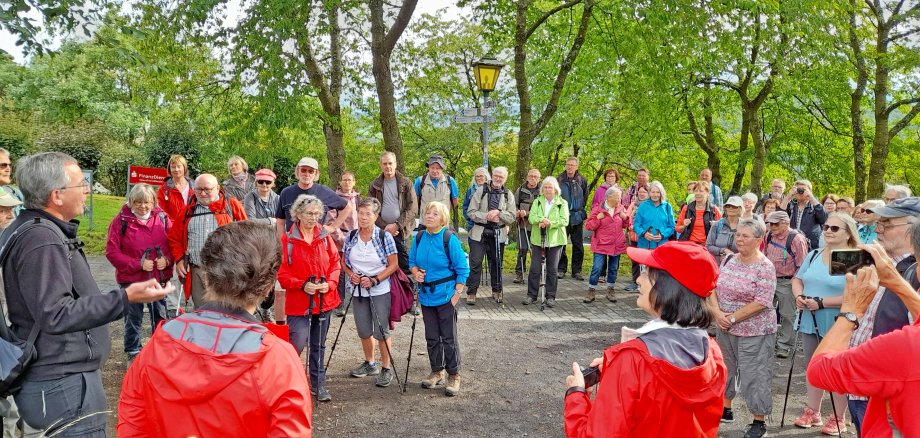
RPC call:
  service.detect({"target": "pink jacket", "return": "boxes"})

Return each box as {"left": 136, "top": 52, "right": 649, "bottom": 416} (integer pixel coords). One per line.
{"left": 105, "top": 204, "right": 174, "bottom": 284}
{"left": 585, "top": 204, "right": 628, "bottom": 256}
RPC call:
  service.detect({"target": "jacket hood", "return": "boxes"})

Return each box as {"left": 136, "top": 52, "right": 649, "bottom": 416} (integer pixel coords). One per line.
{"left": 640, "top": 328, "right": 725, "bottom": 409}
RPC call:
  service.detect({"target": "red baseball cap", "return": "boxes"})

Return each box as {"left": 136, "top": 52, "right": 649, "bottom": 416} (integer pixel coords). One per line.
{"left": 626, "top": 241, "right": 718, "bottom": 297}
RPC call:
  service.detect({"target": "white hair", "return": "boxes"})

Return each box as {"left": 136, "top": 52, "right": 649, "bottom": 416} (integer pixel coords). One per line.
{"left": 885, "top": 184, "right": 912, "bottom": 198}
{"left": 648, "top": 181, "right": 668, "bottom": 202}
{"left": 541, "top": 176, "right": 561, "bottom": 196}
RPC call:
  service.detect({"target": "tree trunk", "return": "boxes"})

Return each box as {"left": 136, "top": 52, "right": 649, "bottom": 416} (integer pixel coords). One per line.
{"left": 848, "top": 0, "right": 869, "bottom": 202}
{"left": 323, "top": 120, "right": 345, "bottom": 184}
{"left": 748, "top": 110, "right": 766, "bottom": 196}
{"left": 686, "top": 85, "right": 721, "bottom": 186}
{"left": 866, "top": 25, "right": 889, "bottom": 198}
{"left": 730, "top": 106, "right": 752, "bottom": 195}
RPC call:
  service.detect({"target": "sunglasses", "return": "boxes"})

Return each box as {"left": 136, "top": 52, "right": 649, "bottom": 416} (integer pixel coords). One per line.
{"left": 256, "top": 180, "right": 273, "bottom": 185}
{"left": 298, "top": 167, "right": 317, "bottom": 174}
{"left": 822, "top": 224, "right": 842, "bottom": 232}
{"left": 0, "top": 163, "right": 10, "bottom": 170}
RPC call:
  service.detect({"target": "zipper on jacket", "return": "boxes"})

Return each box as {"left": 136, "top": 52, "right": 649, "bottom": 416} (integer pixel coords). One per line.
{"left": 85, "top": 330, "right": 96, "bottom": 360}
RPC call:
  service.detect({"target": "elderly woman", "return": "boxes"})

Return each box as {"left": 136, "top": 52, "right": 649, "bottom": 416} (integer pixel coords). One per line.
{"left": 0, "top": 190, "right": 22, "bottom": 230}
{"left": 855, "top": 199, "right": 883, "bottom": 244}
{"left": 591, "top": 168, "right": 621, "bottom": 210}
{"left": 584, "top": 187, "right": 627, "bottom": 303}
{"left": 564, "top": 241, "right": 726, "bottom": 436}
{"left": 677, "top": 181, "right": 722, "bottom": 244}
{"left": 789, "top": 212, "right": 858, "bottom": 435}
{"left": 624, "top": 184, "right": 649, "bottom": 291}
{"left": 713, "top": 219, "right": 777, "bottom": 438}
{"left": 524, "top": 176, "right": 569, "bottom": 307}
{"left": 409, "top": 201, "right": 470, "bottom": 397}
{"left": 157, "top": 154, "right": 194, "bottom": 223}
{"left": 633, "top": 181, "right": 675, "bottom": 249}
{"left": 105, "top": 183, "right": 172, "bottom": 360}
{"left": 761, "top": 198, "right": 781, "bottom": 217}
{"left": 277, "top": 194, "right": 341, "bottom": 402}
{"left": 342, "top": 198, "right": 400, "bottom": 388}
{"left": 117, "top": 221, "right": 312, "bottom": 437}
{"left": 462, "top": 167, "right": 489, "bottom": 231}
{"left": 223, "top": 155, "right": 256, "bottom": 201}
{"left": 821, "top": 194, "right": 839, "bottom": 213}
{"left": 836, "top": 197, "right": 855, "bottom": 216}
{"left": 741, "top": 192, "right": 760, "bottom": 222}
{"left": 243, "top": 168, "right": 280, "bottom": 225}
{"left": 706, "top": 196, "right": 743, "bottom": 263}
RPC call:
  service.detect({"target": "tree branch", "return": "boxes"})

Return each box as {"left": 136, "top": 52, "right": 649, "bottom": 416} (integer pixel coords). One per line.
{"left": 886, "top": 26, "right": 920, "bottom": 43}
{"left": 886, "top": 97, "right": 920, "bottom": 116}
{"left": 525, "top": 0, "right": 582, "bottom": 41}
{"left": 889, "top": 102, "right": 920, "bottom": 140}
{"left": 383, "top": 0, "right": 419, "bottom": 53}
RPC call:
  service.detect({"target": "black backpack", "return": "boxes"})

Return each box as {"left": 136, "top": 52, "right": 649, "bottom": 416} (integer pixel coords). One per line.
{"left": 414, "top": 228, "right": 455, "bottom": 255}
{"left": 120, "top": 211, "right": 169, "bottom": 236}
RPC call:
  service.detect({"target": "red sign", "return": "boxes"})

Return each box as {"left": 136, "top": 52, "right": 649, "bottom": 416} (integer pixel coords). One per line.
{"left": 128, "top": 166, "right": 169, "bottom": 186}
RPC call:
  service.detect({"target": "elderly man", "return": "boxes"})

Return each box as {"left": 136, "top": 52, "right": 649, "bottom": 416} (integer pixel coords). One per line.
{"left": 0, "top": 152, "right": 168, "bottom": 435}
{"left": 763, "top": 210, "right": 809, "bottom": 359}
{"left": 620, "top": 167, "right": 649, "bottom": 208}
{"left": 514, "top": 168, "right": 541, "bottom": 284}
{"left": 466, "top": 166, "right": 516, "bottom": 304}
{"left": 367, "top": 151, "right": 416, "bottom": 273}
{"left": 275, "top": 157, "right": 352, "bottom": 235}
{"left": 884, "top": 184, "right": 912, "bottom": 204}
{"left": 781, "top": 179, "right": 827, "bottom": 249}
{"left": 558, "top": 157, "right": 588, "bottom": 280}
{"left": 757, "top": 178, "right": 786, "bottom": 213}
{"left": 169, "top": 174, "right": 247, "bottom": 309}
{"left": 414, "top": 155, "right": 459, "bottom": 222}
{"left": 699, "top": 168, "right": 723, "bottom": 208}
{"left": 0, "top": 148, "right": 23, "bottom": 216}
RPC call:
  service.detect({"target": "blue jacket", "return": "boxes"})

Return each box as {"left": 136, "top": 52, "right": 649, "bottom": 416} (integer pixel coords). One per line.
{"left": 559, "top": 172, "right": 588, "bottom": 226}
{"left": 462, "top": 185, "right": 477, "bottom": 231}
{"left": 633, "top": 200, "right": 676, "bottom": 249}
{"left": 408, "top": 227, "right": 470, "bottom": 307}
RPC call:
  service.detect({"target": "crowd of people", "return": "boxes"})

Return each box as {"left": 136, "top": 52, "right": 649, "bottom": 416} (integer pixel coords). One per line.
{"left": 0, "top": 146, "right": 916, "bottom": 437}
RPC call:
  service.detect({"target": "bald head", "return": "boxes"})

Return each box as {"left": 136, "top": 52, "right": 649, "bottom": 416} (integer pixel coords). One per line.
{"left": 194, "top": 174, "right": 220, "bottom": 205}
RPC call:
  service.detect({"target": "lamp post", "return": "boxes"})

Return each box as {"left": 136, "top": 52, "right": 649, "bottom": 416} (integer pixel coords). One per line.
{"left": 472, "top": 56, "right": 504, "bottom": 170}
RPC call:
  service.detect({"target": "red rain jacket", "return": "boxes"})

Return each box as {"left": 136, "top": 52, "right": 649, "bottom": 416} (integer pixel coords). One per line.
{"left": 277, "top": 224, "right": 341, "bottom": 316}
{"left": 156, "top": 176, "right": 194, "bottom": 223}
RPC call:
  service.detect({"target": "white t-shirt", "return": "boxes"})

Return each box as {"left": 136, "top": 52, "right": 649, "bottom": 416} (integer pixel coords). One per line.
{"left": 348, "top": 238, "right": 391, "bottom": 297}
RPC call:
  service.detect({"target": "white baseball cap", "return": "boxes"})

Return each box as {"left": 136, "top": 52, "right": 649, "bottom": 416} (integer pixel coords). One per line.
{"left": 297, "top": 157, "right": 319, "bottom": 169}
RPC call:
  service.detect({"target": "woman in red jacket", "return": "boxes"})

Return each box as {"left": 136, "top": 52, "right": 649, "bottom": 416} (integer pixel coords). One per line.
{"left": 564, "top": 241, "right": 727, "bottom": 437}
{"left": 278, "top": 194, "right": 341, "bottom": 403}
{"left": 156, "top": 154, "right": 195, "bottom": 223}
{"left": 117, "top": 221, "right": 312, "bottom": 437}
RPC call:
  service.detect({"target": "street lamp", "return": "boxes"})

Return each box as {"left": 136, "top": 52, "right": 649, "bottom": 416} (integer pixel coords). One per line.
{"left": 472, "top": 56, "right": 505, "bottom": 169}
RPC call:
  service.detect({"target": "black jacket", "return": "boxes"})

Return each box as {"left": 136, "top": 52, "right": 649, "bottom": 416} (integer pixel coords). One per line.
{"left": 786, "top": 200, "right": 827, "bottom": 249}
{"left": 558, "top": 171, "right": 588, "bottom": 226}
{"left": 1, "top": 210, "right": 128, "bottom": 379}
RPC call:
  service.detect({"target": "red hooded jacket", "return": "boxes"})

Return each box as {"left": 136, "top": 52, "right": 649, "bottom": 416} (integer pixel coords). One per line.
{"left": 564, "top": 330, "right": 726, "bottom": 437}
{"left": 117, "top": 308, "right": 312, "bottom": 437}
{"left": 157, "top": 176, "right": 195, "bottom": 223}
{"left": 277, "top": 224, "right": 341, "bottom": 316}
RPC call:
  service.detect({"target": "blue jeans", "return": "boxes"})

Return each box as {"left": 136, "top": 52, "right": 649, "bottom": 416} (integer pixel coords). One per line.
{"left": 288, "top": 312, "right": 332, "bottom": 390}
{"left": 123, "top": 298, "right": 167, "bottom": 355}
{"left": 589, "top": 254, "right": 620, "bottom": 288}
{"left": 848, "top": 399, "right": 868, "bottom": 437}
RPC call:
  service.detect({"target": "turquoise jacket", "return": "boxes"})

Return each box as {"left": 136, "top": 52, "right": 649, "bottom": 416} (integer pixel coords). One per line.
{"left": 633, "top": 199, "right": 676, "bottom": 249}
{"left": 408, "top": 227, "right": 470, "bottom": 307}
{"left": 528, "top": 195, "right": 569, "bottom": 248}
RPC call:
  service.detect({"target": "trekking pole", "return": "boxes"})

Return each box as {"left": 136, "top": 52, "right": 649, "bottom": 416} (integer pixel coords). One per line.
{"left": 325, "top": 282, "right": 355, "bottom": 369}
{"left": 141, "top": 248, "right": 153, "bottom": 281}
{"left": 307, "top": 275, "right": 319, "bottom": 409}
{"left": 540, "top": 228, "right": 547, "bottom": 311}
{"left": 780, "top": 309, "right": 804, "bottom": 427}
{"left": 811, "top": 308, "right": 840, "bottom": 430}
{"left": 402, "top": 281, "right": 420, "bottom": 393}
{"left": 154, "top": 246, "right": 166, "bottom": 285}
{"left": 495, "top": 227, "right": 505, "bottom": 306}
{"left": 364, "top": 280, "right": 403, "bottom": 391}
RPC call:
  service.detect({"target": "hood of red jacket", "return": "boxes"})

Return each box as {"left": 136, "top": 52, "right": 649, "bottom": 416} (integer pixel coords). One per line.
{"left": 643, "top": 332, "right": 725, "bottom": 409}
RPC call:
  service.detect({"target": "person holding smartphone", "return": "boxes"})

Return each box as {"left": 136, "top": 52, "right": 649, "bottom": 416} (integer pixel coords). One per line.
{"left": 563, "top": 241, "right": 726, "bottom": 437}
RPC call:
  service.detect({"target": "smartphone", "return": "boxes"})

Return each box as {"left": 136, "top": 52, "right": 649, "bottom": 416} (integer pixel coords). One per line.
{"left": 581, "top": 366, "right": 600, "bottom": 388}
{"left": 829, "top": 249, "right": 873, "bottom": 276}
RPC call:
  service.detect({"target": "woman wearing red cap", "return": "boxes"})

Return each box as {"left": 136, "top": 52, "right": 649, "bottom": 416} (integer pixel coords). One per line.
{"left": 564, "top": 241, "right": 727, "bottom": 437}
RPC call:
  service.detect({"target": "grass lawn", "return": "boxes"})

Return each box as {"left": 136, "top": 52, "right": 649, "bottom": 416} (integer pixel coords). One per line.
{"left": 79, "top": 194, "right": 125, "bottom": 255}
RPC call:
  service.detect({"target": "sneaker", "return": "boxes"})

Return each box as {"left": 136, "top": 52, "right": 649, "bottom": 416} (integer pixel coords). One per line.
{"left": 572, "top": 273, "right": 585, "bottom": 281}
{"left": 546, "top": 298, "right": 556, "bottom": 308}
{"left": 606, "top": 287, "right": 617, "bottom": 303}
{"left": 445, "top": 373, "right": 460, "bottom": 396}
{"left": 583, "top": 289, "right": 596, "bottom": 303}
{"left": 351, "top": 361, "right": 381, "bottom": 378}
{"left": 492, "top": 290, "right": 503, "bottom": 304}
{"left": 522, "top": 296, "right": 536, "bottom": 305}
{"left": 743, "top": 421, "right": 767, "bottom": 438}
{"left": 421, "top": 370, "right": 446, "bottom": 389}
{"left": 466, "top": 294, "right": 476, "bottom": 305}
{"left": 557, "top": 272, "right": 566, "bottom": 279}
{"left": 721, "top": 407, "right": 734, "bottom": 423}
{"left": 316, "top": 386, "right": 332, "bottom": 402}
{"left": 821, "top": 415, "right": 846, "bottom": 436}
{"left": 376, "top": 367, "right": 394, "bottom": 387}
{"left": 624, "top": 283, "right": 638, "bottom": 292}
{"left": 513, "top": 273, "right": 524, "bottom": 284}
{"left": 775, "top": 348, "right": 791, "bottom": 359}
{"left": 793, "top": 407, "right": 823, "bottom": 428}
{"left": 334, "top": 307, "right": 346, "bottom": 317}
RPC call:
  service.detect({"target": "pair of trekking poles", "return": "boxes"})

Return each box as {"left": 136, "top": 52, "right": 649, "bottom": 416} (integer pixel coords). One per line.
{"left": 780, "top": 307, "right": 839, "bottom": 428}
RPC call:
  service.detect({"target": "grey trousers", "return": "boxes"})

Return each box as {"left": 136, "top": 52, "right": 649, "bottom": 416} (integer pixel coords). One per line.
{"left": 190, "top": 265, "right": 209, "bottom": 310}
{"left": 716, "top": 330, "right": 776, "bottom": 416}
{"left": 774, "top": 279, "right": 796, "bottom": 351}
{"left": 13, "top": 370, "right": 106, "bottom": 436}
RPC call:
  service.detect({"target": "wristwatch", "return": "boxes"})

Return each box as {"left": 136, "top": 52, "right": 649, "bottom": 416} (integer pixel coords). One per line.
{"left": 835, "top": 312, "right": 860, "bottom": 330}
{"left": 728, "top": 315, "right": 736, "bottom": 325}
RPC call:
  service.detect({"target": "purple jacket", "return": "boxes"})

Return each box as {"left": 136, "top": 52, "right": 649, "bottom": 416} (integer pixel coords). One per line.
{"left": 591, "top": 182, "right": 620, "bottom": 211}
{"left": 105, "top": 204, "right": 174, "bottom": 284}
{"left": 585, "top": 204, "right": 628, "bottom": 256}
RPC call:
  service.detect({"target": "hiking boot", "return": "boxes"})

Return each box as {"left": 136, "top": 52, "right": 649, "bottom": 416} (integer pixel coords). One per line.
{"left": 557, "top": 272, "right": 566, "bottom": 279}
{"left": 743, "top": 421, "right": 767, "bottom": 438}
{"left": 492, "top": 289, "right": 503, "bottom": 304}
{"left": 821, "top": 415, "right": 846, "bottom": 436}
{"left": 421, "top": 370, "right": 446, "bottom": 389}
{"left": 606, "top": 287, "right": 617, "bottom": 303}
{"left": 351, "top": 361, "right": 381, "bottom": 378}
{"left": 721, "top": 407, "right": 734, "bottom": 423}
{"left": 572, "top": 273, "right": 585, "bottom": 281}
{"left": 545, "top": 298, "right": 556, "bottom": 308}
{"left": 583, "top": 289, "right": 596, "bottom": 303}
{"left": 316, "top": 386, "right": 332, "bottom": 402}
{"left": 466, "top": 294, "right": 476, "bottom": 305}
{"left": 522, "top": 296, "right": 536, "bottom": 305}
{"left": 334, "top": 306, "right": 346, "bottom": 317}
{"left": 375, "top": 367, "right": 394, "bottom": 387}
{"left": 624, "top": 283, "right": 638, "bottom": 292}
{"left": 409, "top": 303, "right": 420, "bottom": 316}
{"left": 513, "top": 273, "right": 524, "bottom": 284}
{"left": 445, "top": 373, "right": 460, "bottom": 396}
{"left": 793, "top": 407, "right": 823, "bottom": 428}
{"left": 775, "top": 348, "right": 791, "bottom": 359}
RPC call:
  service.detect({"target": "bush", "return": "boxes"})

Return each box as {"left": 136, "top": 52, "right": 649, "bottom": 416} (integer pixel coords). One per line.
{"left": 145, "top": 121, "right": 201, "bottom": 176}
{"left": 97, "top": 145, "right": 145, "bottom": 197}
{"left": 34, "top": 122, "right": 105, "bottom": 169}
{"left": 0, "top": 113, "right": 34, "bottom": 158}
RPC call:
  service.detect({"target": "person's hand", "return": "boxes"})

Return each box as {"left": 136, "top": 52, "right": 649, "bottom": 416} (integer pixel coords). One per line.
{"left": 125, "top": 279, "right": 173, "bottom": 304}
{"left": 566, "top": 362, "right": 586, "bottom": 390}
{"left": 597, "top": 212, "right": 605, "bottom": 220}
{"left": 721, "top": 248, "right": 734, "bottom": 257}
{"left": 540, "top": 218, "right": 550, "bottom": 228}
{"left": 360, "top": 276, "right": 374, "bottom": 289}
{"left": 795, "top": 295, "right": 806, "bottom": 310}
{"left": 486, "top": 210, "right": 500, "bottom": 222}
{"left": 413, "top": 269, "right": 426, "bottom": 283}
{"left": 842, "top": 266, "right": 880, "bottom": 318}
{"left": 517, "top": 209, "right": 527, "bottom": 218}
{"left": 804, "top": 297, "right": 819, "bottom": 311}
{"left": 715, "top": 311, "right": 732, "bottom": 331}
{"left": 155, "top": 257, "right": 168, "bottom": 270}
{"left": 316, "top": 281, "right": 330, "bottom": 294}
{"left": 450, "top": 290, "right": 461, "bottom": 307}
{"left": 350, "top": 272, "right": 362, "bottom": 285}
{"left": 385, "top": 223, "right": 399, "bottom": 236}
{"left": 176, "top": 260, "right": 187, "bottom": 279}
{"left": 683, "top": 219, "right": 691, "bottom": 226}
{"left": 643, "top": 232, "right": 654, "bottom": 241}
{"left": 303, "top": 282, "right": 318, "bottom": 295}
{"left": 860, "top": 243, "right": 902, "bottom": 291}
{"left": 652, "top": 234, "right": 663, "bottom": 242}
{"left": 141, "top": 259, "right": 154, "bottom": 272}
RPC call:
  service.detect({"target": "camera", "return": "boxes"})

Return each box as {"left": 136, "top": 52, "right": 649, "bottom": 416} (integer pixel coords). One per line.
{"left": 829, "top": 249, "right": 874, "bottom": 276}
{"left": 796, "top": 188, "right": 805, "bottom": 195}
{"left": 581, "top": 366, "right": 600, "bottom": 388}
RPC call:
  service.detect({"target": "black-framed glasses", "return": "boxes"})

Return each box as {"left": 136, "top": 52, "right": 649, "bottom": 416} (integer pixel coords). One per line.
{"left": 256, "top": 180, "right": 273, "bottom": 185}
{"left": 822, "top": 224, "right": 842, "bottom": 232}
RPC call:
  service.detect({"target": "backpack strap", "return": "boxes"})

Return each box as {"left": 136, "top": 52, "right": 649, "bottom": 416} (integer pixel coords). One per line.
{"left": 121, "top": 211, "right": 169, "bottom": 237}
{"left": 415, "top": 228, "right": 453, "bottom": 255}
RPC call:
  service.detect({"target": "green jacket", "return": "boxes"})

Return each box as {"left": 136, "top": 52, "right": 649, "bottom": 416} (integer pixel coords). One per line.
{"left": 528, "top": 195, "right": 569, "bottom": 248}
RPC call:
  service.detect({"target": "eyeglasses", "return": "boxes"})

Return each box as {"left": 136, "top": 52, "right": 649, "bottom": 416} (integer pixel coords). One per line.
{"left": 856, "top": 208, "right": 867, "bottom": 213}
{"left": 301, "top": 211, "right": 322, "bottom": 217}
{"left": 724, "top": 205, "right": 741, "bottom": 209}
{"left": 767, "top": 222, "right": 782, "bottom": 226}
{"left": 298, "top": 167, "right": 317, "bottom": 174}
{"left": 876, "top": 219, "right": 912, "bottom": 232}
{"left": 639, "top": 265, "right": 649, "bottom": 275}
{"left": 0, "top": 163, "right": 10, "bottom": 170}
{"left": 256, "top": 180, "right": 273, "bottom": 185}
{"left": 822, "top": 224, "right": 842, "bottom": 233}
{"left": 60, "top": 179, "right": 89, "bottom": 191}
{"left": 194, "top": 186, "right": 217, "bottom": 193}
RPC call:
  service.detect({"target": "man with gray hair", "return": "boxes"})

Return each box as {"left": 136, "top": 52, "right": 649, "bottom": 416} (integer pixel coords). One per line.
{"left": 780, "top": 179, "right": 827, "bottom": 249}
{"left": 0, "top": 152, "right": 169, "bottom": 435}
{"left": 169, "top": 174, "right": 247, "bottom": 309}
{"left": 466, "top": 166, "right": 516, "bottom": 304}
{"left": 0, "top": 149, "right": 23, "bottom": 216}
{"left": 884, "top": 184, "right": 912, "bottom": 204}
{"left": 367, "top": 151, "right": 416, "bottom": 273}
